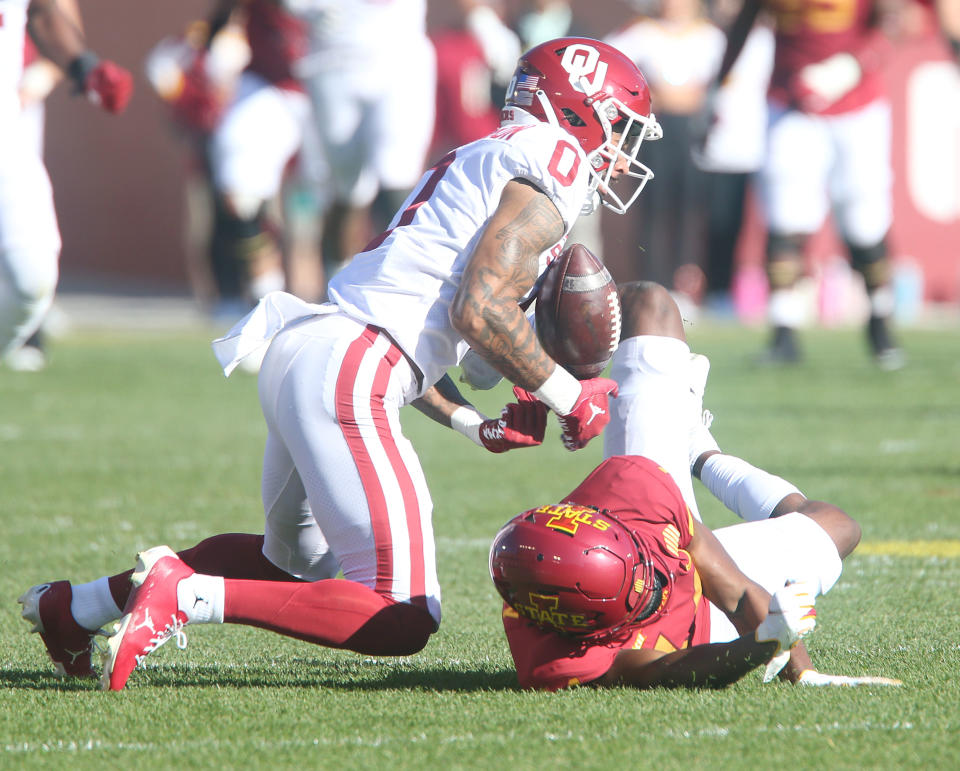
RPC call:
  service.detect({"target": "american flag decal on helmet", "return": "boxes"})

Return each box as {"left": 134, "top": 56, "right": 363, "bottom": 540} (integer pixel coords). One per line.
{"left": 513, "top": 73, "right": 540, "bottom": 106}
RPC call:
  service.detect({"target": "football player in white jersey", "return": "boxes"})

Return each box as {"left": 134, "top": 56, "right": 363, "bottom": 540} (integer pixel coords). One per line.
{"left": 0, "top": 0, "right": 131, "bottom": 368}
{"left": 18, "top": 38, "right": 664, "bottom": 689}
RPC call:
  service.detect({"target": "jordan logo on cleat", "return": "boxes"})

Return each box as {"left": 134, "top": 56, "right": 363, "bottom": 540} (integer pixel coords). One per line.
{"left": 585, "top": 403, "right": 606, "bottom": 426}
{"left": 131, "top": 609, "right": 156, "bottom": 635}
{"left": 193, "top": 593, "right": 206, "bottom": 609}
{"left": 64, "top": 647, "right": 87, "bottom": 664}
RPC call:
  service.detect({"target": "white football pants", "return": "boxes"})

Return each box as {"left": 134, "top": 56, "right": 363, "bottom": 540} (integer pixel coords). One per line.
{"left": 0, "top": 143, "right": 60, "bottom": 358}
{"left": 302, "top": 40, "right": 436, "bottom": 207}
{"left": 604, "top": 335, "right": 703, "bottom": 521}
{"left": 762, "top": 99, "right": 892, "bottom": 245}
{"left": 256, "top": 312, "right": 442, "bottom": 624}
{"left": 210, "top": 72, "right": 321, "bottom": 215}
{"left": 709, "top": 512, "right": 843, "bottom": 643}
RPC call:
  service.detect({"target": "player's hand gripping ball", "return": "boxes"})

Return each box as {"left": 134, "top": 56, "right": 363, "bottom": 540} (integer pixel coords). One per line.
{"left": 535, "top": 244, "right": 621, "bottom": 379}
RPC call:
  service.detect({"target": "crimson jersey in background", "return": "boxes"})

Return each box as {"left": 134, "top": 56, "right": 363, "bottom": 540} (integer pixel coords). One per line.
{"left": 502, "top": 456, "right": 711, "bottom": 691}
{"left": 245, "top": 0, "right": 308, "bottom": 93}
{"left": 430, "top": 29, "right": 499, "bottom": 157}
{"left": 767, "top": 0, "right": 888, "bottom": 114}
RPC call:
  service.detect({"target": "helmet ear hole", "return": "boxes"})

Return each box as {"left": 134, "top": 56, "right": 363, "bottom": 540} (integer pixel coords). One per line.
{"left": 560, "top": 108, "right": 588, "bottom": 127}
{"left": 634, "top": 569, "right": 666, "bottom": 623}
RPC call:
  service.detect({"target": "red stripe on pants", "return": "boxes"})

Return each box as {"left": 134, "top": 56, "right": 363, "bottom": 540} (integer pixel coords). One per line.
{"left": 335, "top": 325, "right": 425, "bottom": 604}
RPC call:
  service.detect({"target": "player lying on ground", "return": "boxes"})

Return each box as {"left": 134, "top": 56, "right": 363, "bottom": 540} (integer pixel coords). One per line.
{"left": 18, "top": 38, "right": 658, "bottom": 690}
{"left": 491, "top": 281, "right": 902, "bottom": 689}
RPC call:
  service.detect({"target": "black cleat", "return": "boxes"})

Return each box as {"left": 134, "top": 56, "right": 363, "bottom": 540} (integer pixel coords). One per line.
{"left": 756, "top": 326, "right": 802, "bottom": 365}
{"left": 867, "top": 315, "right": 905, "bottom": 371}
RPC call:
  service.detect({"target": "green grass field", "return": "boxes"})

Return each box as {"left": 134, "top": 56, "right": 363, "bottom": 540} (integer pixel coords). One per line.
{"left": 1, "top": 319, "right": 958, "bottom": 769}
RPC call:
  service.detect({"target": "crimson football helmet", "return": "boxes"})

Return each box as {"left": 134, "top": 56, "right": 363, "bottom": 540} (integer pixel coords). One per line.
{"left": 489, "top": 503, "right": 666, "bottom": 641}
{"left": 504, "top": 37, "right": 662, "bottom": 214}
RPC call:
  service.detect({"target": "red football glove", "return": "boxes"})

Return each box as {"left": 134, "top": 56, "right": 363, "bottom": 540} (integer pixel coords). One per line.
{"left": 555, "top": 377, "right": 619, "bottom": 451}
{"left": 85, "top": 60, "right": 133, "bottom": 114}
{"left": 478, "top": 387, "right": 548, "bottom": 453}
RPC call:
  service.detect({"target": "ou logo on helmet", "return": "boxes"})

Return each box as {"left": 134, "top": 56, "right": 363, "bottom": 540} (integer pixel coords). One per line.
{"left": 561, "top": 44, "right": 608, "bottom": 95}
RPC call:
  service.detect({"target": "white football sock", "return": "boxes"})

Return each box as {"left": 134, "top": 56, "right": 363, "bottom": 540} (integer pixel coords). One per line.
{"left": 767, "top": 288, "right": 806, "bottom": 328}
{"left": 605, "top": 336, "right": 703, "bottom": 521}
{"left": 868, "top": 286, "right": 895, "bottom": 317}
{"left": 249, "top": 268, "right": 285, "bottom": 301}
{"left": 70, "top": 576, "right": 123, "bottom": 631}
{"left": 177, "top": 574, "right": 225, "bottom": 624}
{"left": 699, "top": 454, "right": 801, "bottom": 521}
{"left": 689, "top": 411, "right": 721, "bottom": 471}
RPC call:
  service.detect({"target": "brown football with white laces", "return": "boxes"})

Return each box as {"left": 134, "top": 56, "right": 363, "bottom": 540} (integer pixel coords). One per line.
{"left": 535, "top": 243, "right": 621, "bottom": 379}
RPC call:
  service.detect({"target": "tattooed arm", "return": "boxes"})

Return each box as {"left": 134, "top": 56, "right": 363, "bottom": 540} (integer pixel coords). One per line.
{"left": 410, "top": 374, "right": 472, "bottom": 427}
{"left": 450, "top": 178, "right": 565, "bottom": 391}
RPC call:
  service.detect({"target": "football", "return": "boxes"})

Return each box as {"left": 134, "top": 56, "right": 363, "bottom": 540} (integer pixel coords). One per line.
{"left": 535, "top": 243, "right": 621, "bottom": 379}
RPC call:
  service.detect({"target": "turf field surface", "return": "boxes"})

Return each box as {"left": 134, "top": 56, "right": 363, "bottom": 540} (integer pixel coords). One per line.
{"left": 1, "top": 320, "right": 958, "bottom": 769}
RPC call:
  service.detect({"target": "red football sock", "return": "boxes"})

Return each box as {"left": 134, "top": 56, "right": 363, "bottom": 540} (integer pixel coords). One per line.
{"left": 223, "top": 577, "right": 436, "bottom": 655}
{"left": 107, "top": 533, "right": 294, "bottom": 610}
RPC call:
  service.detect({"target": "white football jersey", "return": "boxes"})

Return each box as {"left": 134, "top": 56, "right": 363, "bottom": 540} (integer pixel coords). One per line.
{"left": 328, "top": 114, "right": 591, "bottom": 393}
{"left": 0, "top": 0, "right": 29, "bottom": 127}
{"left": 285, "top": 0, "right": 429, "bottom": 81}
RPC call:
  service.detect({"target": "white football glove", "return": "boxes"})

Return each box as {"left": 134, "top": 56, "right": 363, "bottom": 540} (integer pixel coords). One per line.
{"left": 755, "top": 580, "right": 817, "bottom": 683}
{"left": 797, "top": 670, "right": 903, "bottom": 687}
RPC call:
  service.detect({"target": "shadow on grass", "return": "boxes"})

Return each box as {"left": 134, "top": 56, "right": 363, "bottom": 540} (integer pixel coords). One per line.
{"left": 0, "top": 663, "right": 521, "bottom": 692}
{"left": 0, "top": 669, "right": 98, "bottom": 690}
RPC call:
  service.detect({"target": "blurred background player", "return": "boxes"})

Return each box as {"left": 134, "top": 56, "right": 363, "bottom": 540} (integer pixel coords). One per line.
{"left": 430, "top": 0, "right": 521, "bottom": 158}
{"left": 145, "top": 16, "right": 251, "bottom": 320}
{"left": 206, "top": 0, "right": 313, "bottom": 319}
{"left": 0, "top": 0, "right": 131, "bottom": 371}
{"left": 491, "top": 281, "right": 901, "bottom": 690}
{"left": 714, "top": 0, "right": 906, "bottom": 368}
{"left": 288, "top": 0, "right": 437, "bottom": 290}
{"left": 940, "top": 0, "right": 960, "bottom": 57}
{"left": 692, "top": 0, "right": 774, "bottom": 317}
{"left": 515, "top": 0, "right": 582, "bottom": 49}
{"left": 605, "top": 0, "right": 726, "bottom": 315}
{"left": 147, "top": 1, "right": 321, "bottom": 326}
{"left": 6, "top": 0, "right": 80, "bottom": 371}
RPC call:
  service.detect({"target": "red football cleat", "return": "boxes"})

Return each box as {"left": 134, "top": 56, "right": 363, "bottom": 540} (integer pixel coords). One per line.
{"left": 101, "top": 546, "right": 193, "bottom": 691}
{"left": 18, "top": 581, "right": 100, "bottom": 678}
